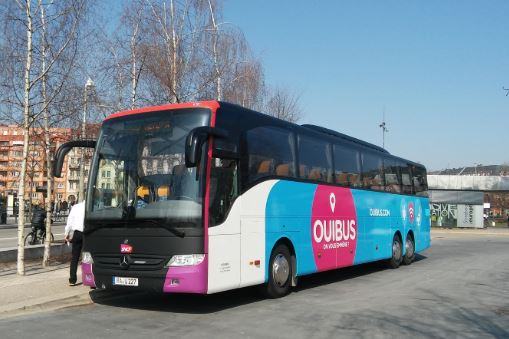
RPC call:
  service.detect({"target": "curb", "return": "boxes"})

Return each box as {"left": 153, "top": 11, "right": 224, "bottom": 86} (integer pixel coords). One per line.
{"left": 0, "top": 243, "right": 72, "bottom": 263}
{"left": 0, "top": 291, "right": 93, "bottom": 319}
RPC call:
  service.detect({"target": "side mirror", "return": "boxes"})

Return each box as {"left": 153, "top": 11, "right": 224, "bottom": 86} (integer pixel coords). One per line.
{"left": 53, "top": 140, "right": 96, "bottom": 178}
{"left": 185, "top": 127, "right": 227, "bottom": 167}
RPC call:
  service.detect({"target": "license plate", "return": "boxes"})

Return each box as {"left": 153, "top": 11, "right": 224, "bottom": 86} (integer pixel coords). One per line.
{"left": 113, "top": 276, "right": 139, "bottom": 286}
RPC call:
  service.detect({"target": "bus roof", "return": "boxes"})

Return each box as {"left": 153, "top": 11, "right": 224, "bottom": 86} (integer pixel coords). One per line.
{"left": 103, "top": 100, "right": 220, "bottom": 121}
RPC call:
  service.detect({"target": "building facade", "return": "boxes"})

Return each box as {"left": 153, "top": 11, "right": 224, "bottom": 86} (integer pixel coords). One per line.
{"left": 0, "top": 124, "right": 98, "bottom": 215}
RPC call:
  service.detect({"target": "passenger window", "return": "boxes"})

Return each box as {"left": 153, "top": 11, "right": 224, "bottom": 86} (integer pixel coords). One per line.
{"left": 383, "top": 158, "right": 401, "bottom": 193}
{"left": 209, "top": 158, "right": 238, "bottom": 226}
{"left": 333, "top": 145, "right": 361, "bottom": 187}
{"left": 298, "top": 135, "right": 333, "bottom": 183}
{"left": 361, "top": 152, "right": 384, "bottom": 191}
{"left": 411, "top": 165, "right": 428, "bottom": 196}
{"left": 399, "top": 162, "right": 413, "bottom": 194}
{"left": 246, "top": 126, "right": 296, "bottom": 183}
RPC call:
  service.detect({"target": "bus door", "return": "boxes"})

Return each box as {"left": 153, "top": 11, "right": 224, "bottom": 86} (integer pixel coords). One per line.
{"left": 207, "top": 156, "right": 242, "bottom": 293}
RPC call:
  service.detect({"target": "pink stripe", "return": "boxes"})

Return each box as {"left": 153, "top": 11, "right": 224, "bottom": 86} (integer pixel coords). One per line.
{"left": 81, "top": 263, "right": 96, "bottom": 288}
{"left": 163, "top": 255, "right": 208, "bottom": 294}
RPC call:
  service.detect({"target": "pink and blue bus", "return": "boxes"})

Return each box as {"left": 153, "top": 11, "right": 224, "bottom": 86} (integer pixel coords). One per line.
{"left": 54, "top": 101, "right": 430, "bottom": 298}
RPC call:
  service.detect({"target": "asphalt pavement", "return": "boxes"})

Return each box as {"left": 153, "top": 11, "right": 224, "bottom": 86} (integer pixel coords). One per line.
{"left": 0, "top": 230, "right": 507, "bottom": 338}
{"left": 0, "top": 224, "right": 66, "bottom": 249}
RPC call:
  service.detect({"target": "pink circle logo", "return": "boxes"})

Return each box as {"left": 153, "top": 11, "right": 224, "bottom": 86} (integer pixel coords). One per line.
{"left": 408, "top": 202, "right": 415, "bottom": 224}
{"left": 311, "top": 185, "right": 358, "bottom": 271}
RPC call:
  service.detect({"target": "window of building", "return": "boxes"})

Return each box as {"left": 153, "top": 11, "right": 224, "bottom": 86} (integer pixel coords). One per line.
{"left": 57, "top": 194, "right": 63, "bottom": 199}
{"left": 333, "top": 144, "right": 361, "bottom": 187}
{"left": 106, "top": 171, "right": 111, "bottom": 178}
{"left": 298, "top": 135, "right": 332, "bottom": 183}
{"left": 361, "top": 152, "right": 384, "bottom": 191}
{"left": 31, "top": 193, "right": 37, "bottom": 198}
{"left": 246, "top": 126, "right": 296, "bottom": 183}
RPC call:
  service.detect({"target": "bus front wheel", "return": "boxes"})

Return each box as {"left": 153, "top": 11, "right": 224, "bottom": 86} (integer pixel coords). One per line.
{"left": 263, "top": 244, "right": 292, "bottom": 298}
{"left": 388, "top": 234, "right": 403, "bottom": 269}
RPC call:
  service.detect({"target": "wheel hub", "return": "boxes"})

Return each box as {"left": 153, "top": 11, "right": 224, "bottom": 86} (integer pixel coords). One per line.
{"left": 406, "top": 239, "right": 414, "bottom": 257}
{"left": 272, "top": 254, "right": 290, "bottom": 287}
{"left": 393, "top": 240, "right": 402, "bottom": 261}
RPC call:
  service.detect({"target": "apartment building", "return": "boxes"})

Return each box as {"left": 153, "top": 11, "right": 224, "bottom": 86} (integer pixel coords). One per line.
{"left": 0, "top": 124, "right": 99, "bottom": 213}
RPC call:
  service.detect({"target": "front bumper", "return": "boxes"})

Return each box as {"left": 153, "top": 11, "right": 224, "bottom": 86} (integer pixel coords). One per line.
{"left": 82, "top": 254, "right": 208, "bottom": 294}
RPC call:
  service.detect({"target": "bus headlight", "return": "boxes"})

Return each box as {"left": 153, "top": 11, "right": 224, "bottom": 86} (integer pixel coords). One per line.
{"left": 82, "top": 252, "right": 94, "bottom": 264}
{"left": 166, "top": 254, "right": 205, "bottom": 267}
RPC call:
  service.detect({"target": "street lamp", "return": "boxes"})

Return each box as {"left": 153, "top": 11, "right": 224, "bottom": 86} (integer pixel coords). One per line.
{"left": 78, "top": 78, "right": 94, "bottom": 202}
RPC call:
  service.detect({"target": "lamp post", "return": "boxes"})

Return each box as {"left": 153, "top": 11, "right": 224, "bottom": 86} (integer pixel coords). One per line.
{"left": 78, "top": 78, "right": 94, "bottom": 203}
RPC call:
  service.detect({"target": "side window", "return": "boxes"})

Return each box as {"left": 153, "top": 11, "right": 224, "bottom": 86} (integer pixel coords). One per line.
{"left": 333, "top": 145, "right": 361, "bottom": 187}
{"left": 361, "top": 152, "right": 384, "bottom": 191}
{"left": 399, "top": 162, "right": 413, "bottom": 194}
{"left": 209, "top": 158, "right": 238, "bottom": 226}
{"left": 384, "top": 158, "right": 401, "bottom": 193}
{"left": 246, "top": 126, "right": 296, "bottom": 183}
{"left": 298, "top": 135, "right": 333, "bottom": 183}
{"left": 411, "top": 165, "right": 428, "bottom": 196}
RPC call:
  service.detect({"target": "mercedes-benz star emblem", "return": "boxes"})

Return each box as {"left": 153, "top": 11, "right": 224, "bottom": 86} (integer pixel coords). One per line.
{"left": 120, "top": 255, "right": 130, "bottom": 269}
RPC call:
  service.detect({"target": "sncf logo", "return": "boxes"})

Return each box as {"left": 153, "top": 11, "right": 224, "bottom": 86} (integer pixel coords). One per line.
{"left": 120, "top": 244, "right": 133, "bottom": 254}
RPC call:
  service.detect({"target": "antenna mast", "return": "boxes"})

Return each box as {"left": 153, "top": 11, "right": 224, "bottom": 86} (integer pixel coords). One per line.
{"left": 379, "top": 108, "right": 388, "bottom": 149}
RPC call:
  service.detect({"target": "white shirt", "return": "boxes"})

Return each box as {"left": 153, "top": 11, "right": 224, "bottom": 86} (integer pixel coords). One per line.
{"left": 64, "top": 201, "right": 85, "bottom": 237}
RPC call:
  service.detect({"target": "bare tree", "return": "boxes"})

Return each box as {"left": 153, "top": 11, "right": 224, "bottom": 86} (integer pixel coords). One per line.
{"left": 0, "top": 0, "right": 88, "bottom": 273}
{"left": 264, "top": 87, "right": 303, "bottom": 123}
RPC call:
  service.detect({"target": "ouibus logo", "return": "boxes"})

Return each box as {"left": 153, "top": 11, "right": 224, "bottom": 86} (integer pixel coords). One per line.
{"left": 311, "top": 186, "right": 358, "bottom": 271}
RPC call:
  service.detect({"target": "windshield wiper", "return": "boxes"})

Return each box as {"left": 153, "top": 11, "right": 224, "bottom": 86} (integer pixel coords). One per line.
{"left": 139, "top": 219, "right": 186, "bottom": 238}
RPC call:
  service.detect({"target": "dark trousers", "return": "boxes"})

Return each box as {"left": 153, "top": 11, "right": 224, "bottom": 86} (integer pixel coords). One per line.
{"left": 70, "top": 230, "right": 83, "bottom": 284}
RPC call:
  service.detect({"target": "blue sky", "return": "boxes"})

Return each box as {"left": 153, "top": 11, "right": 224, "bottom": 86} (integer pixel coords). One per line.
{"left": 223, "top": 1, "right": 509, "bottom": 170}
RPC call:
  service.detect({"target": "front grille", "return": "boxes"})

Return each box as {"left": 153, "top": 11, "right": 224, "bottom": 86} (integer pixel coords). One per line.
{"left": 94, "top": 254, "right": 167, "bottom": 271}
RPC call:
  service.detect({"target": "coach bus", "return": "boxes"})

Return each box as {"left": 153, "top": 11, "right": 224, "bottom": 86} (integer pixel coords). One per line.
{"left": 53, "top": 101, "right": 430, "bottom": 298}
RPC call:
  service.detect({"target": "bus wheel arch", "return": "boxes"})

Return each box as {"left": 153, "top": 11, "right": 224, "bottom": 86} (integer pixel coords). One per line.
{"left": 403, "top": 230, "right": 415, "bottom": 265}
{"left": 263, "top": 238, "right": 296, "bottom": 298}
{"left": 388, "top": 231, "right": 403, "bottom": 269}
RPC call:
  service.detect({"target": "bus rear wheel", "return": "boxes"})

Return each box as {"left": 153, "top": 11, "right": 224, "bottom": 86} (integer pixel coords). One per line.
{"left": 403, "top": 235, "right": 415, "bottom": 265}
{"left": 388, "top": 234, "right": 403, "bottom": 269}
{"left": 263, "top": 244, "right": 292, "bottom": 298}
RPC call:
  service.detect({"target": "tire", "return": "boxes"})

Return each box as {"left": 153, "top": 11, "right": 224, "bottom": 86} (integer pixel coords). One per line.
{"left": 39, "top": 231, "right": 55, "bottom": 244}
{"left": 24, "top": 232, "right": 36, "bottom": 246}
{"left": 388, "top": 234, "right": 403, "bottom": 269}
{"left": 263, "top": 244, "right": 292, "bottom": 298}
{"left": 403, "top": 234, "right": 415, "bottom": 265}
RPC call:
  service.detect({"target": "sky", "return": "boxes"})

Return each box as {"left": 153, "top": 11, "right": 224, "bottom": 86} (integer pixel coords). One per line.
{"left": 223, "top": 0, "right": 509, "bottom": 171}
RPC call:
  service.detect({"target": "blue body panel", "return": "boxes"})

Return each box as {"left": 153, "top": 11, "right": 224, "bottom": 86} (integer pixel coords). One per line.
{"left": 264, "top": 180, "right": 431, "bottom": 281}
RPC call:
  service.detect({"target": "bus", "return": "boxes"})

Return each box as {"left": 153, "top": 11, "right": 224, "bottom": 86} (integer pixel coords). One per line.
{"left": 54, "top": 101, "right": 430, "bottom": 298}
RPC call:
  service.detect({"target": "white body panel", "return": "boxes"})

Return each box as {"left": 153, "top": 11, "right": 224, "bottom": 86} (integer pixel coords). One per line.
{"left": 207, "top": 180, "right": 277, "bottom": 293}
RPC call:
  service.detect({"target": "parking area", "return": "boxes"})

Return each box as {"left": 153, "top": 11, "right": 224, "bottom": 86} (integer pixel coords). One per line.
{"left": 0, "top": 230, "right": 508, "bottom": 338}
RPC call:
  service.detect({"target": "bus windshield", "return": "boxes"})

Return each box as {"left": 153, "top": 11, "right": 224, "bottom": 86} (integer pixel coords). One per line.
{"left": 86, "top": 108, "right": 210, "bottom": 228}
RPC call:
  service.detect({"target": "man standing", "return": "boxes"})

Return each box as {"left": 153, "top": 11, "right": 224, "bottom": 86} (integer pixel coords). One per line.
{"left": 64, "top": 200, "right": 85, "bottom": 286}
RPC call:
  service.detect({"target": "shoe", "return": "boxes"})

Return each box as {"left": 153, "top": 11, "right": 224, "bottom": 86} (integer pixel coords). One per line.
{"left": 69, "top": 279, "right": 77, "bottom": 286}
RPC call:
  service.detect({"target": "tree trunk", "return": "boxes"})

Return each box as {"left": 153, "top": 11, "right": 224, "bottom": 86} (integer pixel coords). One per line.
{"left": 207, "top": 0, "right": 221, "bottom": 100}
{"left": 17, "top": 0, "right": 34, "bottom": 276}
{"left": 40, "top": 1, "right": 53, "bottom": 267}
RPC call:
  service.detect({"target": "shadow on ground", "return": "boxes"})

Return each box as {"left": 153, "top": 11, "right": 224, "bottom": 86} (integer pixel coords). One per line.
{"left": 89, "top": 255, "right": 427, "bottom": 315}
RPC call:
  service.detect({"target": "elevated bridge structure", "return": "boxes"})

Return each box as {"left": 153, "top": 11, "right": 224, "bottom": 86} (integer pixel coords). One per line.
{"left": 426, "top": 175, "right": 509, "bottom": 228}
{"left": 428, "top": 175, "right": 509, "bottom": 192}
